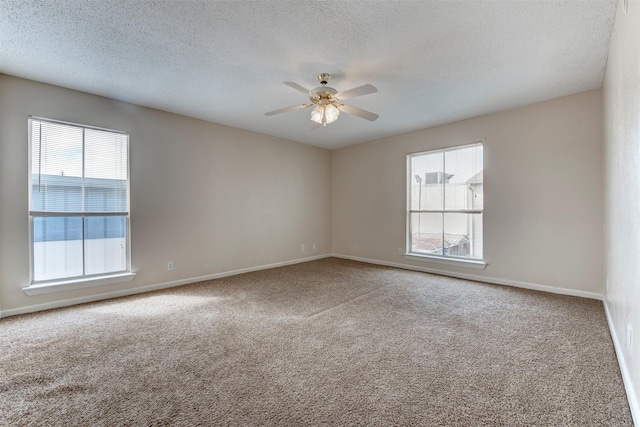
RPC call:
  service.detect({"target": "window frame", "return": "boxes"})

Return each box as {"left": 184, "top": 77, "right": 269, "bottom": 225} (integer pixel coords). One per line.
{"left": 24, "top": 116, "right": 135, "bottom": 295}
{"left": 406, "top": 142, "right": 486, "bottom": 268}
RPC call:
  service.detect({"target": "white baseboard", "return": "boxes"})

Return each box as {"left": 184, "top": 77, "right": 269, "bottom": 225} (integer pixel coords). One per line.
{"left": 1, "top": 252, "right": 602, "bottom": 317}
{"left": 603, "top": 300, "right": 640, "bottom": 426}
{"left": 1, "top": 254, "right": 331, "bottom": 318}
{"left": 331, "top": 253, "right": 603, "bottom": 300}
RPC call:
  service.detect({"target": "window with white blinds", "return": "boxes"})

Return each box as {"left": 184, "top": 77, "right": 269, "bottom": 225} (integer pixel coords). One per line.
{"left": 407, "top": 143, "right": 483, "bottom": 261}
{"left": 29, "top": 117, "right": 130, "bottom": 283}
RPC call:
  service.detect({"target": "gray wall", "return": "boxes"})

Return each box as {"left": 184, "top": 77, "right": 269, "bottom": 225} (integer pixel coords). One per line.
{"left": 603, "top": 0, "right": 640, "bottom": 421}
{"left": 0, "top": 75, "right": 332, "bottom": 313}
{"left": 332, "top": 90, "right": 604, "bottom": 297}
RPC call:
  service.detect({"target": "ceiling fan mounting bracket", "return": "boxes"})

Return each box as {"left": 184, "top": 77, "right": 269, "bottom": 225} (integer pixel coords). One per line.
{"left": 317, "top": 73, "right": 332, "bottom": 85}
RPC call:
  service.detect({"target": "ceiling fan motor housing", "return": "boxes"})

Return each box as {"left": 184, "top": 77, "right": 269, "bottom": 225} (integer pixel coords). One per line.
{"left": 310, "top": 86, "right": 338, "bottom": 105}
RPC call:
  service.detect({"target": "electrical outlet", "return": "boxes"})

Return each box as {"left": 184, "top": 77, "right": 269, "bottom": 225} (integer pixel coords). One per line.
{"left": 312, "top": 243, "right": 316, "bottom": 250}
{"left": 627, "top": 323, "right": 633, "bottom": 353}
{"left": 167, "top": 261, "right": 174, "bottom": 271}
{"left": 398, "top": 248, "right": 404, "bottom": 254}
{"left": 301, "top": 244, "right": 305, "bottom": 252}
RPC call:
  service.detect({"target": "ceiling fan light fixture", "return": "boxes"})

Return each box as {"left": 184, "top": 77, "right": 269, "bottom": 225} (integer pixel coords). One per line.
{"left": 310, "top": 105, "right": 324, "bottom": 124}
{"left": 324, "top": 103, "right": 340, "bottom": 124}
{"left": 311, "top": 104, "right": 340, "bottom": 126}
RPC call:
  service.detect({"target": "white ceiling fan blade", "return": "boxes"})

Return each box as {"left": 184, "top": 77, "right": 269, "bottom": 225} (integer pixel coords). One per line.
{"left": 283, "top": 81, "right": 311, "bottom": 95}
{"left": 336, "top": 84, "right": 377, "bottom": 100}
{"left": 265, "top": 104, "right": 312, "bottom": 116}
{"left": 339, "top": 104, "right": 379, "bottom": 121}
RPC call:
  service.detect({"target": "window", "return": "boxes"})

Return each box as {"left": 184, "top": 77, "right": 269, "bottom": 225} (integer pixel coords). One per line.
{"left": 407, "top": 142, "right": 483, "bottom": 261}
{"left": 29, "top": 117, "right": 131, "bottom": 285}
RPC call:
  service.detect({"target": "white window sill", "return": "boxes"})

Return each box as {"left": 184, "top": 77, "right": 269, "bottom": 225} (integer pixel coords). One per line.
{"left": 23, "top": 272, "right": 136, "bottom": 296}
{"left": 404, "top": 254, "right": 487, "bottom": 270}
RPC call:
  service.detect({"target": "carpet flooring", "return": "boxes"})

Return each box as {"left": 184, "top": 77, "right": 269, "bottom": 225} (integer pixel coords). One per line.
{"left": 0, "top": 258, "right": 633, "bottom": 426}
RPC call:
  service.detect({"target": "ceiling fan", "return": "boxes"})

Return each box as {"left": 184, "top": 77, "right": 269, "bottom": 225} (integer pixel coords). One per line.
{"left": 265, "top": 73, "right": 379, "bottom": 127}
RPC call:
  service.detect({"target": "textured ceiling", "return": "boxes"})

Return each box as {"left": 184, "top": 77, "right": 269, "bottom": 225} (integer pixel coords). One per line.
{"left": 0, "top": 0, "right": 617, "bottom": 149}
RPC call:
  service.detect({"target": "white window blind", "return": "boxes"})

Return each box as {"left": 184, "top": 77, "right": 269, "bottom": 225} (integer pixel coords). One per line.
{"left": 29, "top": 117, "right": 130, "bottom": 283}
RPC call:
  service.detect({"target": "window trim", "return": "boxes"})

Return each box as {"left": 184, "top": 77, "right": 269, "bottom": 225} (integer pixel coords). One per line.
{"left": 406, "top": 141, "right": 484, "bottom": 265}
{"left": 27, "top": 116, "right": 133, "bottom": 293}
{"left": 404, "top": 253, "right": 487, "bottom": 269}
{"left": 22, "top": 272, "right": 136, "bottom": 296}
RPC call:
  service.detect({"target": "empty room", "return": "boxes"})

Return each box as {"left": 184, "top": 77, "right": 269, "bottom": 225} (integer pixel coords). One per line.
{"left": 0, "top": 0, "right": 638, "bottom": 425}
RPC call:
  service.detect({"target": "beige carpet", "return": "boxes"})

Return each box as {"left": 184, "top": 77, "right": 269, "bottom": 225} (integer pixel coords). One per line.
{"left": 0, "top": 258, "right": 632, "bottom": 426}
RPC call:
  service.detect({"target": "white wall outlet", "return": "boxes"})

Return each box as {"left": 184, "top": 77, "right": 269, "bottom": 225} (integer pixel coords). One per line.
{"left": 167, "top": 261, "right": 174, "bottom": 271}
{"left": 312, "top": 243, "right": 316, "bottom": 250}
{"left": 301, "top": 244, "right": 305, "bottom": 252}
{"left": 627, "top": 323, "right": 632, "bottom": 353}
{"left": 398, "top": 248, "right": 404, "bottom": 254}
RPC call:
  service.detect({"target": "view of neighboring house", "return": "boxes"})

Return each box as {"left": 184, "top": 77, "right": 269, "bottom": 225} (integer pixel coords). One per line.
{"left": 31, "top": 174, "right": 127, "bottom": 280}
{"left": 409, "top": 145, "right": 483, "bottom": 259}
